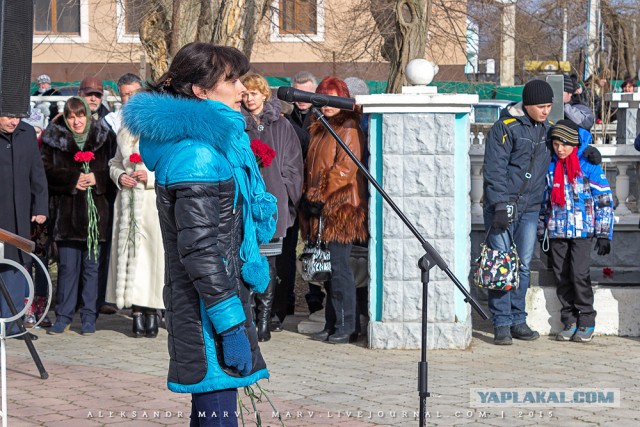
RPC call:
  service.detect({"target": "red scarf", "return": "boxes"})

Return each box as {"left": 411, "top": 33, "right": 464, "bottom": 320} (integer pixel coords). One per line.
{"left": 551, "top": 147, "right": 582, "bottom": 207}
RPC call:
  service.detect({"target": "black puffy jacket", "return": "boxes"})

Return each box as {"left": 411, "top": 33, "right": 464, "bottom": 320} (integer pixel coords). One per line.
{"left": 483, "top": 102, "right": 552, "bottom": 214}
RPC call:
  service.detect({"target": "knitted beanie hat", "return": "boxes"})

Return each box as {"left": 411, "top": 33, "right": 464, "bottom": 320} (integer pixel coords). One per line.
{"left": 551, "top": 119, "right": 580, "bottom": 146}
{"left": 563, "top": 75, "right": 575, "bottom": 93}
{"left": 522, "top": 79, "right": 554, "bottom": 106}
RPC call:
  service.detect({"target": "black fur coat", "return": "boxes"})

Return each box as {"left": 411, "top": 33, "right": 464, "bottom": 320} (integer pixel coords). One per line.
{"left": 41, "top": 116, "right": 115, "bottom": 242}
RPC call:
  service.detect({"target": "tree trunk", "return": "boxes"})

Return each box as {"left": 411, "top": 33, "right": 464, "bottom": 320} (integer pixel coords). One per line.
{"left": 169, "top": 0, "right": 201, "bottom": 58}
{"left": 212, "top": 0, "right": 269, "bottom": 59}
{"left": 139, "top": 0, "right": 269, "bottom": 81}
{"left": 139, "top": 2, "right": 172, "bottom": 81}
{"left": 386, "top": 0, "right": 429, "bottom": 93}
{"left": 601, "top": 0, "right": 635, "bottom": 79}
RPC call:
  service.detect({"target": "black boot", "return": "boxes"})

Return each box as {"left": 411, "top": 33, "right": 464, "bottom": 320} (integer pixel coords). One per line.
{"left": 132, "top": 312, "right": 144, "bottom": 338}
{"left": 145, "top": 311, "right": 159, "bottom": 338}
{"left": 254, "top": 257, "right": 276, "bottom": 342}
{"left": 257, "top": 318, "right": 271, "bottom": 342}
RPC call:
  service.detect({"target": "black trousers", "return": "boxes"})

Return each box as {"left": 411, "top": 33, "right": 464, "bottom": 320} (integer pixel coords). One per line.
{"left": 324, "top": 242, "right": 356, "bottom": 336}
{"left": 274, "top": 218, "right": 299, "bottom": 320}
{"left": 550, "top": 238, "right": 596, "bottom": 327}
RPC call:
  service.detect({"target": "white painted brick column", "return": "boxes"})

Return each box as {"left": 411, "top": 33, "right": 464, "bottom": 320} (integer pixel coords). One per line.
{"left": 358, "top": 88, "right": 478, "bottom": 349}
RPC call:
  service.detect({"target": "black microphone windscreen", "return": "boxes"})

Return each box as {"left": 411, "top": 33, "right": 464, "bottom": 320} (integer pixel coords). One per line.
{"left": 277, "top": 86, "right": 295, "bottom": 103}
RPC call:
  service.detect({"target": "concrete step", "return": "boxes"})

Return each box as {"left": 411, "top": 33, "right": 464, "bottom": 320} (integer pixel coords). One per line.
{"left": 527, "top": 285, "right": 640, "bottom": 336}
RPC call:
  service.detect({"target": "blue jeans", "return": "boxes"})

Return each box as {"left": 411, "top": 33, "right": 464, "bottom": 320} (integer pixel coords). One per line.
{"left": 190, "top": 389, "right": 238, "bottom": 427}
{"left": 483, "top": 209, "right": 538, "bottom": 327}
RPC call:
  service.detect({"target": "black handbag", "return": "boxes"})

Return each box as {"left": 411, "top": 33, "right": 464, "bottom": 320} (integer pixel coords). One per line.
{"left": 299, "top": 216, "right": 331, "bottom": 282}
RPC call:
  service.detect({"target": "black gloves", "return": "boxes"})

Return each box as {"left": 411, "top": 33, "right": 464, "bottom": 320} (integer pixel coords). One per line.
{"left": 492, "top": 209, "right": 510, "bottom": 230}
{"left": 595, "top": 238, "right": 611, "bottom": 256}
{"left": 301, "top": 196, "right": 325, "bottom": 217}
{"left": 583, "top": 145, "right": 602, "bottom": 165}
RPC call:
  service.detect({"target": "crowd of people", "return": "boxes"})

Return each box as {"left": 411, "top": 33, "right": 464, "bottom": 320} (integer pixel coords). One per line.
{"left": 2, "top": 43, "right": 637, "bottom": 423}
{"left": 3, "top": 42, "right": 373, "bottom": 424}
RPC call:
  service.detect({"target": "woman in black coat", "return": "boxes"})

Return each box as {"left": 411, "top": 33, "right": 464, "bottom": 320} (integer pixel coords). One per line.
{"left": 41, "top": 97, "right": 114, "bottom": 335}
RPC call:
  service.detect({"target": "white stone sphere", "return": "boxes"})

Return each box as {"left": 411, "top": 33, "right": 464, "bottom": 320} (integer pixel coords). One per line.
{"left": 405, "top": 59, "right": 439, "bottom": 85}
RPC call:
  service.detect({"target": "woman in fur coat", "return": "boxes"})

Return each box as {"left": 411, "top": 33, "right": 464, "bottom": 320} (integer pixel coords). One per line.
{"left": 41, "top": 97, "right": 114, "bottom": 335}
{"left": 105, "top": 126, "right": 165, "bottom": 338}
{"left": 302, "top": 76, "right": 368, "bottom": 345}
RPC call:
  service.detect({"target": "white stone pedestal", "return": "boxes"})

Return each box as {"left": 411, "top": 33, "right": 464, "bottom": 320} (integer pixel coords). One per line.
{"left": 358, "top": 87, "right": 478, "bottom": 349}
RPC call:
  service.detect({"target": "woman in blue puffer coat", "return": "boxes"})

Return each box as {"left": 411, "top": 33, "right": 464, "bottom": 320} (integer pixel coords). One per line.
{"left": 540, "top": 120, "right": 613, "bottom": 344}
{"left": 123, "top": 43, "right": 277, "bottom": 426}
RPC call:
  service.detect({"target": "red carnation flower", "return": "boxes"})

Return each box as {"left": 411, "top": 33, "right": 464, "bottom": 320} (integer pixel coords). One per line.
{"left": 603, "top": 267, "right": 614, "bottom": 277}
{"left": 129, "top": 153, "right": 143, "bottom": 164}
{"left": 250, "top": 139, "right": 276, "bottom": 167}
{"left": 74, "top": 151, "right": 95, "bottom": 163}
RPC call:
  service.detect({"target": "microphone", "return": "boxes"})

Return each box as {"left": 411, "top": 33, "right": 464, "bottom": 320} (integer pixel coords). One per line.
{"left": 277, "top": 86, "right": 355, "bottom": 111}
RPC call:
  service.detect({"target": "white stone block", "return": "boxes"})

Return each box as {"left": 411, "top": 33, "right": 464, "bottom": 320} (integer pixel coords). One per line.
{"left": 382, "top": 114, "right": 404, "bottom": 154}
{"left": 381, "top": 281, "right": 404, "bottom": 322}
{"left": 403, "top": 239, "right": 425, "bottom": 280}
{"left": 426, "top": 281, "right": 456, "bottom": 323}
{"left": 370, "top": 318, "right": 472, "bottom": 349}
{"left": 403, "top": 115, "right": 437, "bottom": 155}
{"left": 383, "top": 239, "right": 403, "bottom": 280}
{"left": 403, "top": 197, "right": 437, "bottom": 239}
{"left": 434, "top": 155, "right": 455, "bottom": 196}
{"left": 368, "top": 321, "right": 405, "bottom": 349}
{"left": 383, "top": 199, "right": 405, "bottom": 238}
{"left": 403, "top": 155, "right": 435, "bottom": 197}
{"left": 382, "top": 155, "right": 404, "bottom": 196}
{"left": 432, "top": 114, "right": 456, "bottom": 154}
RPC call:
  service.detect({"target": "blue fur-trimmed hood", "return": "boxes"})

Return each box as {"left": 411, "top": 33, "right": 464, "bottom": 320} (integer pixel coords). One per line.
{"left": 122, "top": 91, "right": 276, "bottom": 293}
{"left": 122, "top": 92, "right": 247, "bottom": 172}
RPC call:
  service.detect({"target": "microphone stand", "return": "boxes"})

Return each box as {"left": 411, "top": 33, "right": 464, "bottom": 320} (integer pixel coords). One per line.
{"left": 309, "top": 107, "right": 489, "bottom": 427}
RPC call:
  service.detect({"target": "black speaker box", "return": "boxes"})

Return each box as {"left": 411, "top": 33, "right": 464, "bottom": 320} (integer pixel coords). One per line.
{"left": 0, "top": 0, "right": 34, "bottom": 117}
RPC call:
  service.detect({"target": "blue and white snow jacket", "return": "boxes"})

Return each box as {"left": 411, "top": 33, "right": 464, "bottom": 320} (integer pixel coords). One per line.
{"left": 541, "top": 131, "right": 614, "bottom": 240}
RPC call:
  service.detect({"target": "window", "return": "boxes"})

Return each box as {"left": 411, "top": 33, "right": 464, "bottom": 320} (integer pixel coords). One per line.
{"left": 279, "top": 0, "right": 317, "bottom": 35}
{"left": 272, "top": 0, "right": 323, "bottom": 42}
{"left": 124, "top": 0, "right": 145, "bottom": 35}
{"left": 34, "top": 0, "right": 80, "bottom": 34}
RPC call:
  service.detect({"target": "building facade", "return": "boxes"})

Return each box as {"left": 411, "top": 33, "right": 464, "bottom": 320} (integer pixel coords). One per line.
{"left": 32, "top": 0, "right": 468, "bottom": 83}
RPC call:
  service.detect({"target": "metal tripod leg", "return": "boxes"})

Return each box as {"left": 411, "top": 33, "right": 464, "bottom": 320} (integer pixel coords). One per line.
{"left": 0, "top": 275, "right": 48, "bottom": 380}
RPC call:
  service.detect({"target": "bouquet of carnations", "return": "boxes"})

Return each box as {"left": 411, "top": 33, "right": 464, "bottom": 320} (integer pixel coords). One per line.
{"left": 74, "top": 151, "right": 100, "bottom": 260}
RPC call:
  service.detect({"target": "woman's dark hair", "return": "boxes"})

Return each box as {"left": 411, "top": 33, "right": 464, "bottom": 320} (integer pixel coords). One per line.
{"left": 64, "top": 97, "right": 88, "bottom": 118}
{"left": 149, "top": 42, "right": 250, "bottom": 98}
{"left": 622, "top": 78, "right": 638, "bottom": 89}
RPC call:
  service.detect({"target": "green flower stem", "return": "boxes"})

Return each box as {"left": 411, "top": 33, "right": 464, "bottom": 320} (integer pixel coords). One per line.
{"left": 82, "top": 161, "right": 100, "bottom": 261}
{"left": 126, "top": 164, "right": 139, "bottom": 256}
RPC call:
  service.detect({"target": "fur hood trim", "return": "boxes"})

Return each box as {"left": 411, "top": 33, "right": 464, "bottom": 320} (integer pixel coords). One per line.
{"left": 42, "top": 115, "right": 110, "bottom": 153}
{"left": 122, "top": 92, "right": 246, "bottom": 172}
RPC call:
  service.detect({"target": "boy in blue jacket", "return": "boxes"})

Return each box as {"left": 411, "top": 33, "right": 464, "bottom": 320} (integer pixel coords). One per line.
{"left": 540, "top": 120, "right": 614, "bottom": 343}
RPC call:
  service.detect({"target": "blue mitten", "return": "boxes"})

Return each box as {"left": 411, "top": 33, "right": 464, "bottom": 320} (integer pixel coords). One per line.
{"left": 221, "top": 326, "right": 252, "bottom": 375}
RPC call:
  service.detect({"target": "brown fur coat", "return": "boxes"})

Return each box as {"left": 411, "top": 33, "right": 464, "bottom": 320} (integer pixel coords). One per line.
{"left": 300, "top": 112, "right": 368, "bottom": 244}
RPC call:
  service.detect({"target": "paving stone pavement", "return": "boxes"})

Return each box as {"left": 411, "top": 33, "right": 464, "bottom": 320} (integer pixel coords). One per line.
{"left": 0, "top": 311, "right": 638, "bottom": 426}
